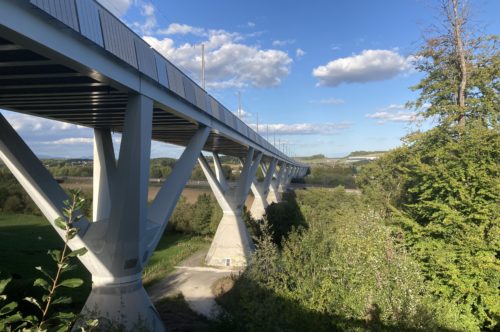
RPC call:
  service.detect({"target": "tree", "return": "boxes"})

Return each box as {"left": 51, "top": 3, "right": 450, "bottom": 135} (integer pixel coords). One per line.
{"left": 409, "top": 0, "right": 499, "bottom": 127}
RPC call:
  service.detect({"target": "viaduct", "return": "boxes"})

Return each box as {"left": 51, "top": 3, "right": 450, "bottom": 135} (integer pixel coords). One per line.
{"left": 0, "top": 1, "right": 308, "bottom": 330}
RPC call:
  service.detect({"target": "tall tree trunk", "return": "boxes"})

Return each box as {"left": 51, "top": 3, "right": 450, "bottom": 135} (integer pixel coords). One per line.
{"left": 451, "top": 0, "right": 467, "bottom": 126}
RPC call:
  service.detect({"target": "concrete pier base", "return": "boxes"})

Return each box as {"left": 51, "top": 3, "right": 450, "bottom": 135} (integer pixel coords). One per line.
{"left": 205, "top": 213, "right": 253, "bottom": 267}
{"left": 82, "top": 278, "right": 163, "bottom": 331}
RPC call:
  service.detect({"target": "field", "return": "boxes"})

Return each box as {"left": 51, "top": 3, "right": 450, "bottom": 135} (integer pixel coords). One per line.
{"left": 0, "top": 213, "right": 209, "bottom": 311}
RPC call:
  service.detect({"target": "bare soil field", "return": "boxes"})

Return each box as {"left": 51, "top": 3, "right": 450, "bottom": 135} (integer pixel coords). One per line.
{"left": 61, "top": 178, "right": 255, "bottom": 207}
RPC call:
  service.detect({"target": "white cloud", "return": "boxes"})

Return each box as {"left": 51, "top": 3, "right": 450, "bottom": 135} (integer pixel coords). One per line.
{"left": 312, "top": 49, "right": 413, "bottom": 87}
{"left": 311, "top": 98, "right": 345, "bottom": 105}
{"left": 144, "top": 29, "right": 292, "bottom": 89}
{"left": 296, "top": 48, "right": 306, "bottom": 58}
{"left": 366, "top": 104, "right": 418, "bottom": 123}
{"left": 3, "top": 111, "right": 87, "bottom": 133}
{"left": 131, "top": 2, "right": 157, "bottom": 35}
{"left": 97, "top": 0, "right": 132, "bottom": 17}
{"left": 378, "top": 104, "right": 406, "bottom": 112}
{"left": 248, "top": 122, "right": 351, "bottom": 135}
{"left": 272, "top": 39, "right": 295, "bottom": 47}
{"left": 234, "top": 109, "right": 251, "bottom": 119}
{"left": 122, "top": 4, "right": 292, "bottom": 89}
{"left": 142, "top": 2, "right": 155, "bottom": 16}
{"left": 246, "top": 22, "right": 256, "bottom": 28}
{"left": 43, "top": 137, "right": 94, "bottom": 145}
{"left": 158, "top": 23, "right": 206, "bottom": 36}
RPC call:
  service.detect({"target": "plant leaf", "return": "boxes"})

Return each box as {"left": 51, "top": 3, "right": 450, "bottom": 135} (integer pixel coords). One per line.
{"left": 51, "top": 296, "right": 72, "bottom": 305}
{"left": 67, "top": 228, "right": 78, "bottom": 240}
{"left": 35, "top": 266, "right": 54, "bottom": 281}
{"left": 67, "top": 247, "right": 87, "bottom": 257}
{"left": 61, "top": 264, "right": 77, "bottom": 273}
{"left": 85, "top": 319, "right": 99, "bottom": 328}
{"left": 24, "top": 297, "right": 42, "bottom": 311}
{"left": 2, "top": 311, "right": 23, "bottom": 324}
{"left": 58, "top": 278, "right": 83, "bottom": 288}
{"left": 54, "top": 217, "right": 67, "bottom": 231}
{"left": 0, "top": 277, "right": 12, "bottom": 294}
{"left": 33, "top": 278, "right": 50, "bottom": 291}
{"left": 0, "top": 301, "right": 17, "bottom": 315}
{"left": 51, "top": 311, "right": 75, "bottom": 320}
{"left": 48, "top": 249, "right": 61, "bottom": 263}
{"left": 24, "top": 314, "right": 39, "bottom": 325}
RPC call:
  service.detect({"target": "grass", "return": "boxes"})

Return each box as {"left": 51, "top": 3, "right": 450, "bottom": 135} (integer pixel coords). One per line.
{"left": 0, "top": 213, "right": 210, "bottom": 308}
{"left": 143, "top": 233, "right": 210, "bottom": 287}
{"left": 0, "top": 213, "right": 91, "bottom": 313}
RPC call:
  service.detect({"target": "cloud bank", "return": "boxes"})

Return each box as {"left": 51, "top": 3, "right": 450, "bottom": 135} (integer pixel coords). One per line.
{"left": 313, "top": 49, "right": 413, "bottom": 87}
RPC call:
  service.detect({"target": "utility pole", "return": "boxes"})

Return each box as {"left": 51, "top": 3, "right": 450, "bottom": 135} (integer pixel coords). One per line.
{"left": 237, "top": 91, "right": 242, "bottom": 119}
{"left": 201, "top": 43, "right": 206, "bottom": 90}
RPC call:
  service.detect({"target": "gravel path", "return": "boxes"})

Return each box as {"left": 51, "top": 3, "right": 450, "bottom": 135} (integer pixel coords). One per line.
{"left": 148, "top": 249, "right": 242, "bottom": 319}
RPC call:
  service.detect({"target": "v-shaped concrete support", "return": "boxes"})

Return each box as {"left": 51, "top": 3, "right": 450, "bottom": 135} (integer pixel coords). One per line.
{"left": 267, "top": 161, "right": 285, "bottom": 204}
{"left": 249, "top": 158, "right": 278, "bottom": 220}
{"left": 0, "top": 94, "right": 211, "bottom": 331}
{"left": 199, "top": 149, "right": 262, "bottom": 267}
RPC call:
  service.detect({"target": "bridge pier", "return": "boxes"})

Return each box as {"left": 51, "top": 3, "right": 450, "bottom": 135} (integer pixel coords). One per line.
{"left": 249, "top": 158, "right": 278, "bottom": 220}
{"left": 198, "top": 150, "right": 262, "bottom": 267}
{"left": 267, "top": 161, "right": 285, "bottom": 204}
{"left": 0, "top": 94, "right": 211, "bottom": 331}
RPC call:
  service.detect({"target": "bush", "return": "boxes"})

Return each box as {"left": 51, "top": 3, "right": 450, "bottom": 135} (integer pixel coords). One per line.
{"left": 218, "top": 188, "right": 467, "bottom": 331}
{"left": 305, "top": 164, "right": 357, "bottom": 188}
{"left": 168, "top": 194, "right": 221, "bottom": 236}
{"left": 3, "top": 195, "right": 23, "bottom": 213}
{"left": 357, "top": 124, "right": 500, "bottom": 330}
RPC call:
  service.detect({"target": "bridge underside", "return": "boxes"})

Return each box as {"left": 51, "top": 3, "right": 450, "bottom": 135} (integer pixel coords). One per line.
{"left": 0, "top": 36, "right": 256, "bottom": 158}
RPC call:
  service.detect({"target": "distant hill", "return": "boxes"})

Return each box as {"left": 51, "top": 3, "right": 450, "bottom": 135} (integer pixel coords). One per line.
{"left": 297, "top": 154, "right": 326, "bottom": 161}
{"left": 346, "top": 151, "right": 386, "bottom": 158}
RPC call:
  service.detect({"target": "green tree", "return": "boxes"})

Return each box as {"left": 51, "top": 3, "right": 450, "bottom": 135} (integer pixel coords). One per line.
{"left": 409, "top": 0, "right": 499, "bottom": 127}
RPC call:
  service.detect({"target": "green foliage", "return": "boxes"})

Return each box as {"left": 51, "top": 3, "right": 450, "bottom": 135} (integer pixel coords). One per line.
{"left": 264, "top": 192, "right": 306, "bottom": 246}
{"left": 218, "top": 188, "right": 466, "bottom": 331}
{"left": 305, "top": 164, "right": 357, "bottom": 188}
{"left": 358, "top": 124, "right": 499, "bottom": 330}
{"left": 0, "top": 170, "right": 41, "bottom": 215}
{"left": 168, "top": 194, "right": 222, "bottom": 236}
{"left": 299, "top": 154, "right": 326, "bottom": 160}
{"left": 347, "top": 151, "right": 386, "bottom": 157}
{"left": 190, "top": 165, "right": 206, "bottom": 181}
{"left": 409, "top": 31, "right": 499, "bottom": 126}
{"left": 0, "top": 191, "right": 90, "bottom": 331}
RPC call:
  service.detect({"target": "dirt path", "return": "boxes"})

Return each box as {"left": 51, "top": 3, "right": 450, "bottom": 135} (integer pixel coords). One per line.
{"left": 148, "top": 249, "right": 242, "bottom": 319}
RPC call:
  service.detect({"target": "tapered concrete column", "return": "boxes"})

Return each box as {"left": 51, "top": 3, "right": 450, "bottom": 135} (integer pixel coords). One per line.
{"left": 199, "top": 149, "right": 262, "bottom": 267}
{"left": 278, "top": 164, "right": 291, "bottom": 193}
{"left": 0, "top": 95, "right": 212, "bottom": 331}
{"left": 76, "top": 94, "right": 164, "bottom": 331}
{"left": 267, "top": 161, "right": 285, "bottom": 204}
{"left": 249, "top": 158, "right": 277, "bottom": 220}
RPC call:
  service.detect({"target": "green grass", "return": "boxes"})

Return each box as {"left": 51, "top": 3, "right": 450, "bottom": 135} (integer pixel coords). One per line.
{"left": 143, "top": 233, "right": 210, "bottom": 287}
{"left": 0, "top": 213, "right": 210, "bottom": 310}
{"left": 0, "top": 213, "right": 91, "bottom": 313}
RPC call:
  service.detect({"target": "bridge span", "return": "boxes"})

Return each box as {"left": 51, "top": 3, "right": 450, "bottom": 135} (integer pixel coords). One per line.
{"left": 0, "top": 0, "right": 308, "bottom": 330}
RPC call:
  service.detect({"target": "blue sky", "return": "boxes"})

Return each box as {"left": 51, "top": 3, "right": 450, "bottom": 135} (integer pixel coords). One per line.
{"left": 2, "top": 0, "right": 499, "bottom": 158}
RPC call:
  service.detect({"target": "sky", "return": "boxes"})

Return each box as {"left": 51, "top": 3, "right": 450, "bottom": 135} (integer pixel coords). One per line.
{"left": 2, "top": 0, "right": 499, "bottom": 158}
